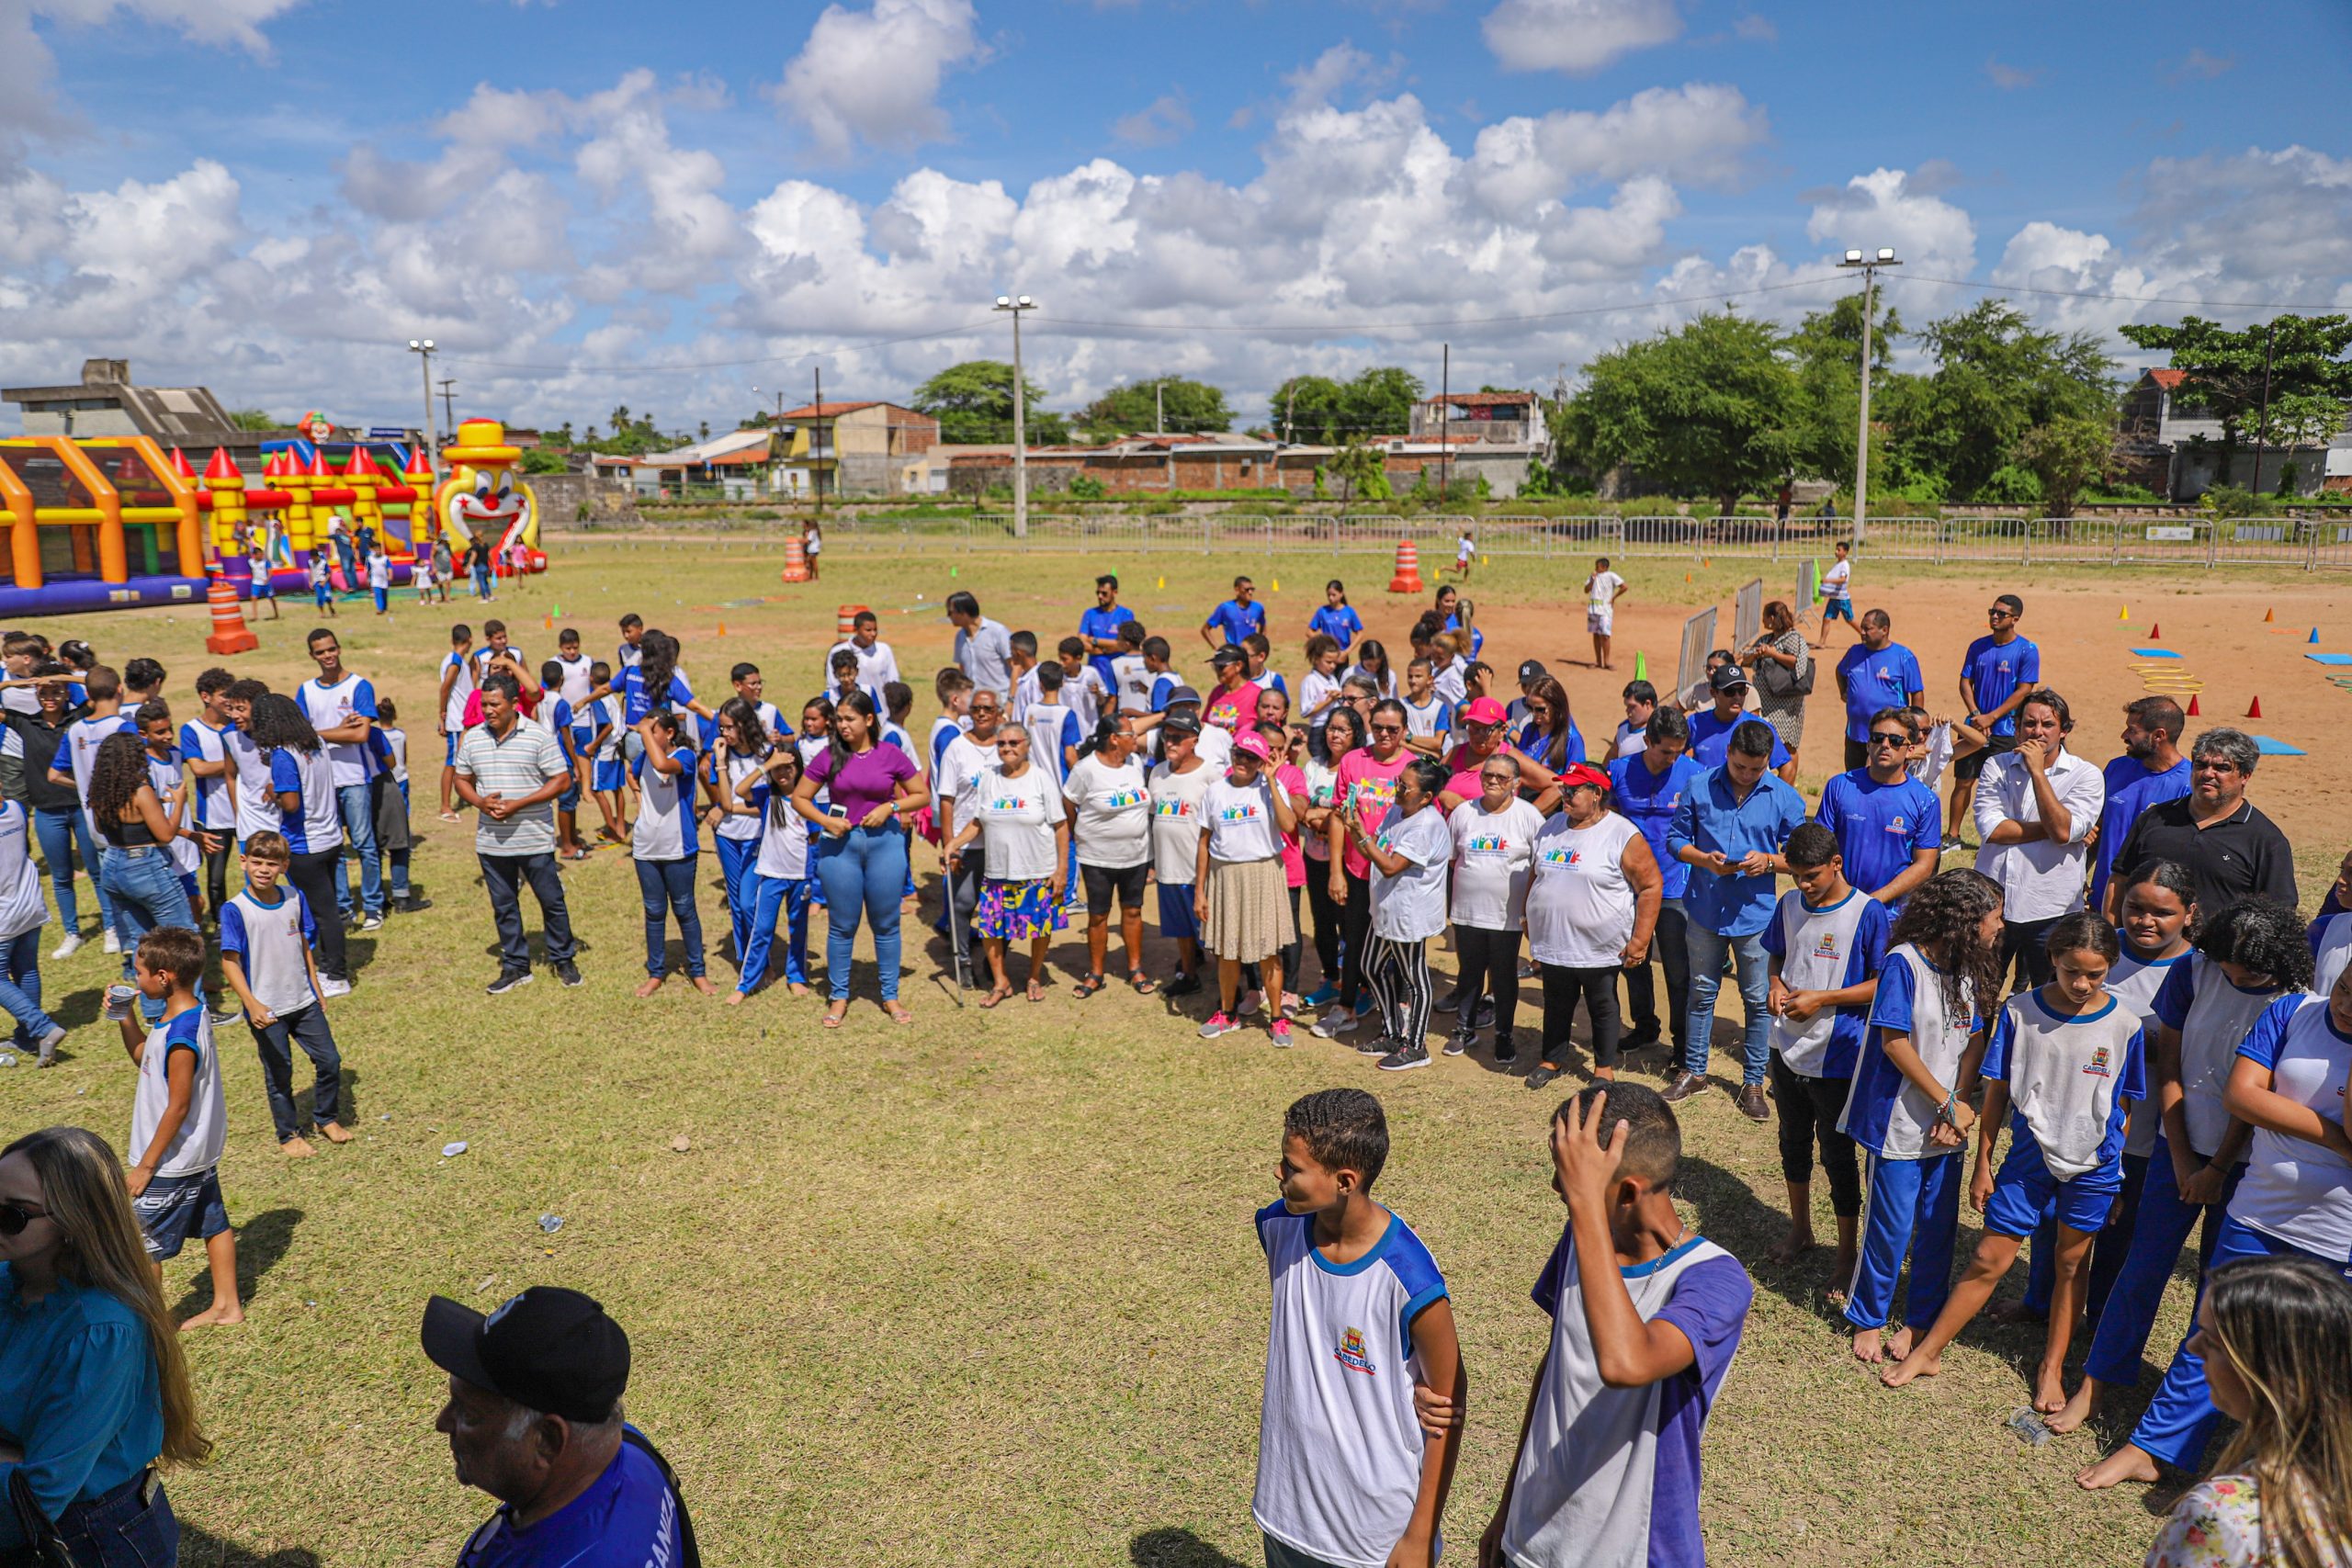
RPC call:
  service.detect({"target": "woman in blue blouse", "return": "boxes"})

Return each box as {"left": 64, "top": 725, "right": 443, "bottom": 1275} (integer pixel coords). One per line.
{"left": 0, "top": 1125, "right": 207, "bottom": 1566}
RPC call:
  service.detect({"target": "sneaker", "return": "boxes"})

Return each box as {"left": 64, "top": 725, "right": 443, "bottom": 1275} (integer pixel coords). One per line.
{"left": 1161, "top": 972, "right": 1203, "bottom": 999}
{"left": 1352, "top": 994, "right": 1374, "bottom": 1017}
{"left": 1436, "top": 988, "right": 1465, "bottom": 1015}
{"left": 34, "top": 1024, "right": 64, "bottom": 1066}
{"left": 1197, "top": 1010, "right": 1240, "bottom": 1040}
{"left": 486, "top": 968, "right": 533, "bottom": 996}
{"left": 208, "top": 1004, "right": 242, "bottom": 1028}
{"left": 49, "top": 932, "right": 82, "bottom": 961}
{"left": 1238, "top": 989, "right": 1264, "bottom": 1018}
{"left": 1310, "top": 1007, "right": 1359, "bottom": 1039}
{"left": 554, "top": 960, "right": 583, "bottom": 987}
{"left": 1620, "top": 1024, "right": 1663, "bottom": 1052}
{"left": 1443, "top": 1028, "right": 1474, "bottom": 1057}
{"left": 360, "top": 913, "right": 386, "bottom": 931}
{"left": 1376, "top": 1043, "right": 1431, "bottom": 1072}
{"left": 1661, "top": 1070, "right": 1708, "bottom": 1104}
{"left": 102, "top": 931, "right": 121, "bottom": 955}
{"left": 394, "top": 896, "right": 435, "bottom": 914}
{"left": 1471, "top": 997, "right": 1496, "bottom": 1030}
{"left": 1736, "top": 1082, "right": 1771, "bottom": 1122}
{"left": 316, "top": 976, "right": 354, "bottom": 999}
{"left": 1301, "top": 984, "right": 1338, "bottom": 1010}
{"left": 1270, "top": 1019, "right": 1295, "bottom": 1048}
{"left": 1357, "top": 1034, "right": 1399, "bottom": 1056}
{"left": 1525, "top": 1063, "right": 1562, "bottom": 1090}
{"left": 1492, "top": 1030, "right": 1519, "bottom": 1065}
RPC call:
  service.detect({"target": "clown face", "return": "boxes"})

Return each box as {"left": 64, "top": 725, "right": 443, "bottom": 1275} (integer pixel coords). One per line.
{"left": 444, "top": 464, "right": 526, "bottom": 547}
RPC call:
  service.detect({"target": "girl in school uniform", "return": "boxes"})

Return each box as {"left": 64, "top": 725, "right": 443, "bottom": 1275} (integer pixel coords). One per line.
{"left": 629, "top": 710, "right": 708, "bottom": 997}
{"left": 1306, "top": 580, "right": 1362, "bottom": 654}
{"left": 1345, "top": 639, "right": 1396, "bottom": 701}
{"left": 703, "top": 699, "right": 771, "bottom": 970}
{"left": 1838, "top": 867, "right": 2005, "bottom": 1366}
{"left": 728, "top": 746, "right": 810, "bottom": 1004}
{"left": 1882, "top": 912, "right": 2147, "bottom": 1409}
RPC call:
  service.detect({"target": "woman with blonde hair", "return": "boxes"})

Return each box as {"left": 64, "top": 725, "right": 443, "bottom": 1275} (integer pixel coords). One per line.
{"left": 0, "top": 1124, "right": 208, "bottom": 1564}
{"left": 2144, "top": 1252, "right": 2352, "bottom": 1568}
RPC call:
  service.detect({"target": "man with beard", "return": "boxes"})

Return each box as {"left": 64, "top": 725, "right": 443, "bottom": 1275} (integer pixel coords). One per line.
{"left": 2091, "top": 698, "right": 2188, "bottom": 919}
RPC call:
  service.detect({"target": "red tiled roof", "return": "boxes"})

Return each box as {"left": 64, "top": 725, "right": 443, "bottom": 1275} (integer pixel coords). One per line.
{"left": 2148, "top": 368, "right": 2188, "bottom": 389}
{"left": 776, "top": 400, "right": 880, "bottom": 420}
{"left": 1426, "top": 392, "right": 1535, "bottom": 408}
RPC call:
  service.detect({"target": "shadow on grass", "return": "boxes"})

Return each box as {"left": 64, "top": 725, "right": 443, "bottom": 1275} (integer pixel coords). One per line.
{"left": 1676, "top": 1155, "right": 1830, "bottom": 1318}
{"left": 1131, "top": 1527, "right": 1252, "bottom": 1568}
{"left": 174, "top": 1206, "right": 301, "bottom": 1320}
{"left": 180, "top": 1523, "right": 322, "bottom": 1567}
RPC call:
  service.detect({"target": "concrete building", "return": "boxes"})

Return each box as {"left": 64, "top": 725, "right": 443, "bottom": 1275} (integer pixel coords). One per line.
{"left": 3, "top": 358, "right": 244, "bottom": 444}
{"left": 2117, "top": 367, "right": 2352, "bottom": 500}
{"left": 775, "top": 401, "right": 939, "bottom": 497}
{"left": 1409, "top": 390, "right": 1544, "bottom": 446}
{"left": 626, "top": 429, "right": 780, "bottom": 500}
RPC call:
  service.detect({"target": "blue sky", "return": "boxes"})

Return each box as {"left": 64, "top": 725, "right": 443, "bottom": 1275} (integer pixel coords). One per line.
{"left": 3, "top": 0, "right": 2347, "bottom": 435}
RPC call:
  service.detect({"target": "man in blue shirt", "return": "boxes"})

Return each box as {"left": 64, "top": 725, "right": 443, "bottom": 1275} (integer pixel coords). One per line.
{"left": 1815, "top": 707, "right": 1942, "bottom": 909}
{"left": 1667, "top": 720, "right": 1806, "bottom": 1120}
{"left": 2092, "top": 696, "right": 2189, "bottom": 918}
{"left": 424, "top": 1286, "right": 695, "bottom": 1568}
{"left": 1611, "top": 707, "right": 1704, "bottom": 1058}
{"left": 1952, "top": 592, "right": 2040, "bottom": 840}
{"left": 1834, "top": 611, "right": 1925, "bottom": 772}
{"left": 1078, "top": 573, "right": 1126, "bottom": 688}
{"left": 1199, "top": 575, "right": 1265, "bottom": 650}
{"left": 1687, "top": 666, "right": 1789, "bottom": 771}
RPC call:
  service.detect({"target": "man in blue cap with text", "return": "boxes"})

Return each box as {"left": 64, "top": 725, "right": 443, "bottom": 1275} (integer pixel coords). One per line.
{"left": 424, "top": 1285, "right": 697, "bottom": 1566}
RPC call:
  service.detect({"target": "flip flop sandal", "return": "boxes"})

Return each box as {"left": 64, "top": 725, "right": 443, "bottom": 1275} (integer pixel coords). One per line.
{"left": 1128, "top": 972, "right": 1158, "bottom": 995}
{"left": 978, "top": 987, "right": 1013, "bottom": 1010}
{"left": 1073, "top": 975, "right": 1107, "bottom": 999}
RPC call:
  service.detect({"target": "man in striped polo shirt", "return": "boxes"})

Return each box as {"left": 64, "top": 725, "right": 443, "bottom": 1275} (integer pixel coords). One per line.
{"left": 452, "top": 672, "right": 581, "bottom": 994}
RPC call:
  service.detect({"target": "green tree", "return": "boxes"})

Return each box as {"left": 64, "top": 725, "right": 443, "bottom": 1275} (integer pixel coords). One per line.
{"left": 1270, "top": 375, "right": 1349, "bottom": 443}
{"left": 1342, "top": 367, "right": 1424, "bottom": 437}
{"left": 1328, "top": 436, "right": 1390, "bottom": 510}
{"left": 1781, "top": 295, "right": 1914, "bottom": 489}
{"left": 552, "top": 421, "right": 575, "bottom": 449}
{"left": 520, "top": 447, "right": 569, "bottom": 476}
{"left": 1897, "top": 301, "right": 2114, "bottom": 501}
{"left": 2119, "top": 314, "right": 2352, "bottom": 491}
{"left": 1080, "top": 377, "right": 1233, "bottom": 438}
{"left": 1557, "top": 311, "right": 1798, "bottom": 515}
{"left": 2012, "top": 414, "right": 2118, "bottom": 518}
{"left": 225, "top": 408, "right": 279, "bottom": 432}
{"left": 910, "top": 360, "right": 1070, "bottom": 446}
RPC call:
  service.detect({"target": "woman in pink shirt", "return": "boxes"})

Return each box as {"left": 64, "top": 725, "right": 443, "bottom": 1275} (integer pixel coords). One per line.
{"left": 1310, "top": 697, "right": 1413, "bottom": 1042}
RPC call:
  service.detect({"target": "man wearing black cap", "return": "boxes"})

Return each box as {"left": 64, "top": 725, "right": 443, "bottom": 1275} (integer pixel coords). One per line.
{"left": 424, "top": 1287, "right": 695, "bottom": 1566}
{"left": 1135, "top": 683, "right": 1232, "bottom": 767}
{"left": 1687, "top": 666, "right": 1791, "bottom": 773}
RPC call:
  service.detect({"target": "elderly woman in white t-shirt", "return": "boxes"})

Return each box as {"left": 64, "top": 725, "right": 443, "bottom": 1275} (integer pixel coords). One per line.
{"left": 1446, "top": 755, "right": 1546, "bottom": 1065}
{"left": 1524, "top": 762, "right": 1662, "bottom": 1090}
{"left": 1193, "top": 728, "right": 1298, "bottom": 1045}
{"left": 1345, "top": 755, "right": 1454, "bottom": 1073}
{"left": 1062, "top": 717, "right": 1154, "bottom": 998}
{"left": 944, "top": 725, "right": 1069, "bottom": 1007}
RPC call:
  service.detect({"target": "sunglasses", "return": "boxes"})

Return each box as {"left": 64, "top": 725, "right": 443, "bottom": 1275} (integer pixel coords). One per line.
{"left": 1869, "top": 731, "right": 1908, "bottom": 746}
{"left": 0, "top": 1201, "right": 50, "bottom": 1237}
{"left": 1370, "top": 723, "right": 1404, "bottom": 735}
{"left": 1985, "top": 608, "right": 2014, "bottom": 619}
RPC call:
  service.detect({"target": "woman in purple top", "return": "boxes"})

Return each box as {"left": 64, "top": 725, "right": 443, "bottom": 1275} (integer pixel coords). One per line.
{"left": 791, "top": 690, "right": 929, "bottom": 1026}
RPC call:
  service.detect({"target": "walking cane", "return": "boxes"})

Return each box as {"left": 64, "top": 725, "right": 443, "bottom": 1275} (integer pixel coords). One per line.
{"left": 946, "top": 851, "right": 970, "bottom": 1007}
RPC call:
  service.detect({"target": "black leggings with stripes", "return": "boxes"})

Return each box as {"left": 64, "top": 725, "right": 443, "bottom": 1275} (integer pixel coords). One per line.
{"left": 1363, "top": 933, "right": 1434, "bottom": 1047}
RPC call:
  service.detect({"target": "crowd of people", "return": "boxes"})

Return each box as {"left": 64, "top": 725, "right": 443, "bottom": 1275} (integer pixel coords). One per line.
{"left": 0, "top": 547, "right": 2347, "bottom": 1567}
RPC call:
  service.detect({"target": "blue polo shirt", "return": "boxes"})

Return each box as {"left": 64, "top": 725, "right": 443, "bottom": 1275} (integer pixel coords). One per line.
{"left": 1078, "top": 604, "right": 1126, "bottom": 686}
{"left": 1815, "top": 768, "right": 1942, "bottom": 902}
{"left": 453, "top": 1429, "right": 681, "bottom": 1568}
{"left": 1308, "top": 604, "right": 1363, "bottom": 651}
{"left": 1610, "top": 750, "right": 1704, "bottom": 900}
{"left": 1203, "top": 598, "right": 1264, "bottom": 647}
{"left": 1668, "top": 764, "right": 1806, "bottom": 936}
{"left": 1836, "top": 641, "right": 1925, "bottom": 744}
{"left": 1687, "top": 708, "right": 1789, "bottom": 771}
{"left": 2090, "top": 755, "right": 2191, "bottom": 909}
{"left": 1962, "top": 634, "right": 2041, "bottom": 738}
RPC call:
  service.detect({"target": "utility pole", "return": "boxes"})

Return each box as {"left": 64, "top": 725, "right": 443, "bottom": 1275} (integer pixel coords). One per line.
{"left": 812, "top": 363, "right": 824, "bottom": 518}
{"left": 1283, "top": 383, "right": 1295, "bottom": 446}
{"left": 435, "top": 378, "right": 458, "bottom": 434}
{"left": 1835, "top": 247, "right": 1900, "bottom": 542}
{"left": 993, "top": 294, "right": 1035, "bottom": 538}
{"left": 1155, "top": 378, "right": 1164, "bottom": 437}
{"left": 406, "top": 339, "right": 436, "bottom": 466}
{"left": 2251, "top": 320, "right": 2277, "bottom": 497}
{"left": 1439, "top": 343, "right": 1451, "bottom": 504}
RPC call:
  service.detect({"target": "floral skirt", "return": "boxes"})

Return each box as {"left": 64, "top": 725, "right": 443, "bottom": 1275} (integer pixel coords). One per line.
{"left": 979, "top": 877, "right": 1067, "bottom": 941}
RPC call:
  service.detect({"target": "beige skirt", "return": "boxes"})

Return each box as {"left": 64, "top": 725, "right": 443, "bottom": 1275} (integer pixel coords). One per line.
{"left": 1203, "top": 856, "right": 1295, "bottom": 963}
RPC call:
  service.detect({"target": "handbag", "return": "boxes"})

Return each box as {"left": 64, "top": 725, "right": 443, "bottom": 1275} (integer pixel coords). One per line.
{"left": 8, "top": 1469, "right": 79, "bottom": 1568}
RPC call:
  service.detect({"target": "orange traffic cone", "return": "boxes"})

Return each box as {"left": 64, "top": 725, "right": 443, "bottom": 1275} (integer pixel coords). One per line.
{"left": 718, "top": 621, "right": 728, "bottom": 637}
{"left": 2264, "top": 607, "right": 2275, "bottom": 623}
{"left": 779, "top": 533, "right": 811, "bottom": 584}
{"left": 204, "top": 573, "right": 258, "bottom": 655}
{"left": 543, "top": 613, "right": 553, "bottom": 630}
{"left": 2246, "top": 695, "right": 2262, "bottom": 719}
{"left": 1386, "top": 538, "right": 1424, "bottom": 594}
{"left": 2187, "top": 694, "right": 2200, "bottom": 716}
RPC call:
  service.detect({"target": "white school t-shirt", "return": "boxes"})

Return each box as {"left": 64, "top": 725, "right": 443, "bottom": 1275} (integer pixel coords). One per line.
{"left": 754, "top": 784, "right": 809, "bottom": 881}
{"left": 129, "top": 1009, "right": 226, "bottom": 1179}
{"left": 1062, "top": 753, "right": 1151, "bottom": 869}
{"left": 1368, "top": 803, "right": 1452, "bottom": 942}
{"left": 219, "top": 886, "right": 319, "bottom": 1017}
{"left": 713, "top": 751, "right": 767, "bottom": 842}
{"left": 178, "top": 719, "right": 236, "bottom": 830}
{"left": 1763, "top": 889, "right": 1885, "bottom": 1078}
{"left": 2312, "top": 910, "right": 2352, "bottom": 998}
{"left": 2230, "top": 993, "right": 2352, "bottom": 1260}
{"left": 1843, "top": 944, "right": 1982, "bottom": 1161}
{"left": 441, "top": 650, "right": 477, "bottom": 730}
{"left": 2153, "top": 955, "right": 2290, "bottom": 1160}
{"left": 1587, "top": 570, "right": 1626, "bottom": 615}
{"left": 1983, "top": 991, "right": 2146, "bottom": 1179}
{"left": 1525, "top": 812, "right": 1641, "bottom": 969}
{"left": 629, "top": 742, "right": 699, "bottom": 861}
{"left": 1252, "top": 1202, "right": 1449, "bottom": 1568}
{"left": 1147, "top": 761, "right": 1215, "bottom": 886}
{"left": 1202, "top": 773, "right": 1289, "bottom": 864}
{"left": 1299, "top": 669, "right": 1342, "bottom": 718}
{"left": 552, "top": 653, "right": 595, "bottom": 707}
{"left": 970, "top": 764, "right": 1065, "bottom": 882}
{"left": 1448, "top": 796, "right": 1544, "bottom": 931}
{"left": 1112, "top": 653, "right": 1153, "bottom": 715}
{"left": 2107, "top": 947, "right": 2187, "bottom": 1159}
{"left": 0, "top": 802, "right": 47, "bottom": 942}
{"left": 1401, "top": 695, "right": 1449, "bottom": 739}
{"left": 223, "top": 726, "right": 275, "bottom": 843}
{"left": 300, "top": 673, "right": 379, "bottom": 789}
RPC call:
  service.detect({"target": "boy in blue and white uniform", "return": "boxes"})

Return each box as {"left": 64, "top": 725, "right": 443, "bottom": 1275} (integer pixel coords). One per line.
{"left": 1881, "top": 913, "right": 2144, "bottom": 1406}
{"left": 1759, "top": 824, "right": 1887, "bottom": 1293}
{"left": 2310, "top": 848, "right": 2352, "bottom": 996}
{"left": 219, "top": 829, "right": 346, "bottom": 1156}
{"left": 1254, "top": 1089, "right": 1461, "bottom": 1568}
{"left": 1483, "top": 1083, "right": 1751, "bottom": 1568}
{"left": 0, "top": 798, "right": 66, "bottom": 1063}
{"left": 1053, "top": 637, "right": 1108, "bottom": 735}
{"left": 123, "top": 928, "right": 241, "bottom": 1327}
{"left": 584, "top": 663, "right": 626, "bottom": 844}
{"left": 181, "top": 670, "right": 239, "bottom": 918}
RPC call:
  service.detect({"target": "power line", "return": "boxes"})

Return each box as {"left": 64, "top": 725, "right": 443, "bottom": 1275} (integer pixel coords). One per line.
{"left": 1035, "top": 274, "right": 1849, "bottom": 334}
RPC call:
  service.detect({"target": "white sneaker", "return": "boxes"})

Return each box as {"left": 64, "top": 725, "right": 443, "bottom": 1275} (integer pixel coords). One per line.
{"left": 102, "top": 930, "right": 121, "bottom": 955}
{"left": 360, "top": 914, "right": 385, "bottom": 931}
{"left": 317, "top": 976, "right": 354, "bottom": 998}
{"left": 50, "top": 933, "right": 82, "bottom": 960}
{"left": 1309, "top": 1006, "right": 1359, "bottom": 1040}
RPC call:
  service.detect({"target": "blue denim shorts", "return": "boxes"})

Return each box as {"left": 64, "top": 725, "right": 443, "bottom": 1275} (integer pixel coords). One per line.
{"left": 134, "top": 1168, "right": 230, "bottom": 1261}
{"left": 55, "top": 1469, "right": 178, "bottom": 1568}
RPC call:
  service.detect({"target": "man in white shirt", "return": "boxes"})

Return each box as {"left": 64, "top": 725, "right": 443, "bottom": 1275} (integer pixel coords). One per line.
{"left": 297, "top": 629, "right": 386, "bottom": 930}
{"left": 826, "top": 610, "right": 899, "bottom": 710}
{"left": 948, "top": 592, "right": 1014, "bottom": 705}
{"left": 1973, "top": 688, "right": 2105, "bottom": 994}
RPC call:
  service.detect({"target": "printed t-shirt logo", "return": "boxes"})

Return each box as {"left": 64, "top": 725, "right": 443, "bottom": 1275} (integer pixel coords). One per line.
{"left": 1538, "top": 847, "right": 1578, "bottom": 867}
{"left": 1886, "top": 815, "right": 1908, "bottom": 834}
{"left": 1101, "top": 787, "right": 1146, "bottom": 809}
{"left": 1466, "top": 833, "right": 1509, "bottom": 853}
{"left": 1153, "top": 796, "right": 1193, "bottom": 819}
{"left": 988, "top": 793, "right": 1027, "bottom": 812}
{"left": 1333, "top": 1325, "right": 1377, "bottom": 1376}
{"left": 1812, "top": 931, "right": 1842, "bottom": 960}
{"left": 2084, "top": 1044, "right": 2112, "bottom": 1078}
{"left": 1218, "top": 801, "right": 1262, "bottom": 824}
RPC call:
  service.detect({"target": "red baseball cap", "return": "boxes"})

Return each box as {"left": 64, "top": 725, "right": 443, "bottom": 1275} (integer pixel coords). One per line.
{"left": 1558, "top": 763, "right": 1611, "bottom": 792}
{"left": 1462, "top": 696, "right": 1509, "bottom": 726}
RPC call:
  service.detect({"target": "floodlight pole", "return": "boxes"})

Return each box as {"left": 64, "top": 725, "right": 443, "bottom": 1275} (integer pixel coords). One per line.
{"left": 1835, "top": 249, "right": 1898, "bottom": 543}
{"left": 995, "top": 294, "right": 1035, "bottom": 538}
{"left": 407, "top": 338, "right": 437, "bottom": 467}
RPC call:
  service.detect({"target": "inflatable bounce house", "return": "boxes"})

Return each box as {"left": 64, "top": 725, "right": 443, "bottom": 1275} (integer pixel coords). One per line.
{"left": 0, "top": 417, "right": 545, "bottom": 618}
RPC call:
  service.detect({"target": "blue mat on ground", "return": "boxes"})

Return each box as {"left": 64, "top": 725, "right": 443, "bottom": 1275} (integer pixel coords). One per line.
{"left": 2131, "top": 648, "right": 2182, "bottom": 659}
{"left": 2252, "top": 736, "right": 2305, "bottom": 756}
{"left": 2303, "top": 652, "right": 2352, "bottom": 666}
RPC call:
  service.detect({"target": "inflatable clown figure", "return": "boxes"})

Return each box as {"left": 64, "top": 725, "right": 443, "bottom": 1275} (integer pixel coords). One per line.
{"left": 433, "top": 419, "right": 545, "bottom": 573}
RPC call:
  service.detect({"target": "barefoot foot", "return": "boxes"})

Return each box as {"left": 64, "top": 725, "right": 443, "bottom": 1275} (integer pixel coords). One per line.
{"left": 2034, "top": 1369, "right": 2068, "bottom": 1415}
{"left": 179, "top": 1303, "right": 245, "bottom": 1330}
{"left": 1767, "top": 1229, "right": 1818, "bottom": 1267}
{"left": 635, "top": 976, "right": 664, "bottom": 998}
{"left": 319, "top": 1122, "right": 352, "bottom": 1145}
{"left": 1881, "top": 1351, "right": 1940, "bottom": 1388}
{"left": 687, "top": 976, "right": 717, "bottom": 995}
{"left": 2044, "top": 1382, "right": 2099, "bottom": 1436}
{"left": 1886, "top": 1325, "right": 1917, "bottom": 1362}
{"left": 1850, "top": 1327, "right": 1884, "bottom": 1364}
{"left": 279, "top": 1135, "right": 316, "bottom": 1158}
{"left": 2075, "top": 1444, "right": 2161, "bottom": 1491}
{"left": 723, "top": 990, "right": 749, "bottom": 1007}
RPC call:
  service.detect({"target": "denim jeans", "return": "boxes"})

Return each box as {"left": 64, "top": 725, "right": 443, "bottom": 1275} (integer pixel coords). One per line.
{"left": 480, "top": 852, "right": 575, "bottom": 971}
{"left": 738, "top": 873, "right": 811, "bottom": 993}
{"left": 33, "top": 804, "right": 114, "bottom": 934}
{"left": 334, "top": 780, "right": 383, "bottom": 919}
{"left": 635, "top": 854, "right": 705, "bottom": 977}
{"left": 54, "top": 1470, "right": 178, "bottom": 1568}
{"left": 98, "top": 844, "right": 196, "bottom": 973}
{"left": 713, "top": 835, "right": 760, "bottom": 965}
{"left": 813, "top": 825, "right": 909, "bottom": 1002}
{"left": 249, "top": 1001, "right": 343, "bottom": 1143}
{"left": 1683, "top": 921, "right": 1771, "bottom": 1084}
{"left": 0, "top": 926, "right": 61, "bottom": 1048}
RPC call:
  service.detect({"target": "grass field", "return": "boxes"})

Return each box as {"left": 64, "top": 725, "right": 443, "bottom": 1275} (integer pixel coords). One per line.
{"left": 11, "top": 539, "right": 2347, "bottom": 1565}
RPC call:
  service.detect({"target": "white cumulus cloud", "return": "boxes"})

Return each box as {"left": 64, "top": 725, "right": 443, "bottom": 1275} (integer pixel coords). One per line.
{"left": 1483, "top": 0, "right": 1681, "bottom": 75}
{"left": 769, "top": 0, "right": 985, "bottom": 158}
